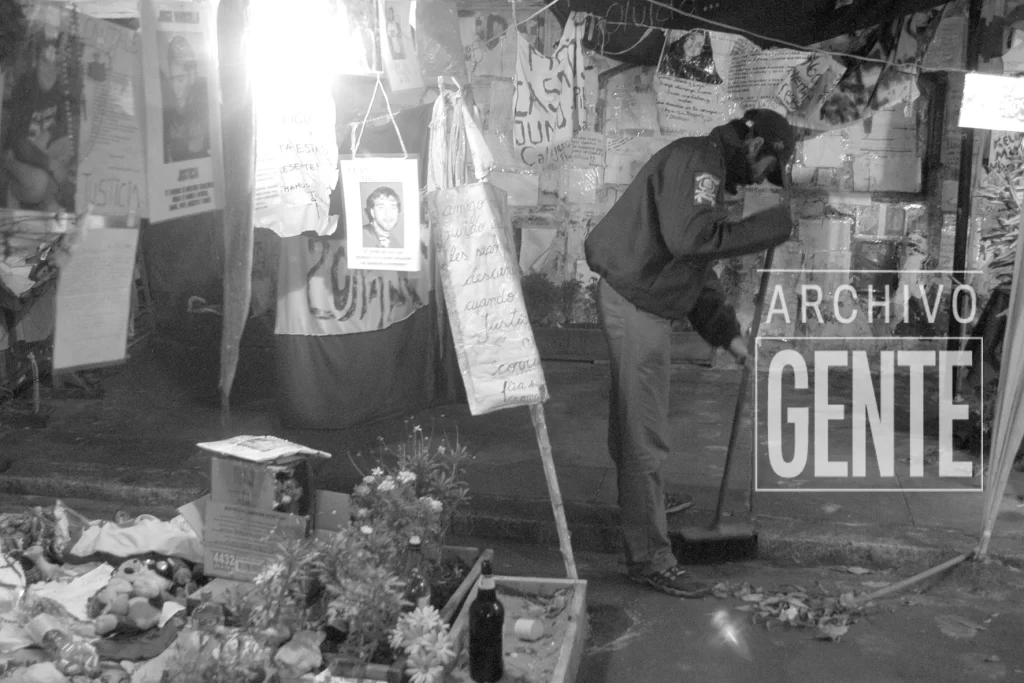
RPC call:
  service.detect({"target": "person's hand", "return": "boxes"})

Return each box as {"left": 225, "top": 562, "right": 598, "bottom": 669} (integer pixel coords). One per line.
{"left": 727, "top": 335, "right": 749, "bottom": 364}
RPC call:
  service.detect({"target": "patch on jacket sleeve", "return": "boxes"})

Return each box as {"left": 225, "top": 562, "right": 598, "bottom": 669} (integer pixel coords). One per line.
{"left": 693, "top": 172, "right": 720, "bottom": 206}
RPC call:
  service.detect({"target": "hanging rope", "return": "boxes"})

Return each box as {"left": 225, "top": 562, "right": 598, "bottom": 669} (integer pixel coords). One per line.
{"left": 351, "top": 75, "right": 409, "bottom": 158}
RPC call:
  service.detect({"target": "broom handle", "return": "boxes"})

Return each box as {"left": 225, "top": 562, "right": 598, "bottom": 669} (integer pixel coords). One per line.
{"left": 712, "top": 247, "right": 775, "bottom": 528}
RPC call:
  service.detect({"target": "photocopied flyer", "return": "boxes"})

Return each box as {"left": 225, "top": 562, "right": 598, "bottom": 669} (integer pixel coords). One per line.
{"left": 140, "top": 0, "right": 225, "bottom": 223}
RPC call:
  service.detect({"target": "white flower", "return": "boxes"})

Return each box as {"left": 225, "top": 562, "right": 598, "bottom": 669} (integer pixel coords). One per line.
{"left": 371, "top": 467, "right": 385, "bottom": 477}
{"left": 421, "top": 496, "right": 443, "bottom": 513}
{"left": 354, "top": 507, "right": 369, "bottom": 519}
{"left": 398, "top": 470, "right": 417, "bottom": 484}
{"left": 253, "top": 561, "right": 285, "bottom": 585}
{"left": 406, "top": 648, "right": 443, "bottom": 683}
{"left": 354, "top": 484, "right": 371, "bottom": 496}
{"left": 360, "top": 525, "right": 373, "bottom": 535}
{"left": 362, "top": 475, "right": 375, "bottom": 484}
{"left": 378, "top": 478, "right": 396, "bottom": 492}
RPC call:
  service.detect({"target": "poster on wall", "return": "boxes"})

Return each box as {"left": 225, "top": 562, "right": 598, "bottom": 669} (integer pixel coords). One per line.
{"left": 339, "top": 155, "right": 421, "bottom": 272}
{"left": 274, "top": 217, "right": 432, "bottom": 336}
{"left": 959, "top": 73, "right": 1024, "bottom": 133}
{"left": 140, "top": 0, "right": 225, "bottom": 223}
{"left": 379, "top": 0, "right": 423, "bottom": 91}
{"left": 0, "top": 3, "right": 146, "bottom": 220}
{"left": 53, "top": 219, "right": 139, "bottom": 371}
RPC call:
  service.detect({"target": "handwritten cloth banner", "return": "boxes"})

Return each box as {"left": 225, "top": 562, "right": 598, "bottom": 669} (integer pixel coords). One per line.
{"left": 140, "top": 0, "right": 225, "bottom": 223}
{"left": 253, "top": 90, "right": 338, "bottom": 237}
{"left": 513, "top": 16, "right": 586, "bottom": 168}
{"left": 428, "top": 182, "right": 548, "bottom": 415}
{"left": 274, "top": 218, "right": 433, "bottom": 336}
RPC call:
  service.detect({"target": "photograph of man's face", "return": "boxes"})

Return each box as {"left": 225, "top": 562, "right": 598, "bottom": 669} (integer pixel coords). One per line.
{"left": 368, "top": 189, "right": 400, "bottom": 231}
{"left": 361, "top": 184, "right": 404, "bottom": 249}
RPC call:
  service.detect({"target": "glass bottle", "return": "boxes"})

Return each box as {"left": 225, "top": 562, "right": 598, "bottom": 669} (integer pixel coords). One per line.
{"left": 469, "top": 560, "right": 504, "bottom": 682}
{"left": 403, "top": 535, "right": 431, "bottom": 612}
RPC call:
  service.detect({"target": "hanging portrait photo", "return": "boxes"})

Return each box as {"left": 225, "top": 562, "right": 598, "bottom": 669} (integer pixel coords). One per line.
{"left": 659, "top": 29, "right": 723, "bottom": 85}
{"left": 340, "top": 155, "right": 420, "bottom": 272}
{"left": 157, "top": 31, "right": 211, "bottom": 164}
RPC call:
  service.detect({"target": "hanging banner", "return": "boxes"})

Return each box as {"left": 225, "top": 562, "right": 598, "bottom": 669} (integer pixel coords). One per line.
{"left": 274, "top": 219, "right": 432, "bottom": 336}
{"left": 53, "top": 218, "right": 139, "bottom": 371}
{"left": 959, "top": 73, "right": 1024, "bottom": 133}
{"left": 253, "top": 90, "right": 338, "bottom": 237}
{"left": 0, "top": 3, "right": 146, "bottom": 220}
{"left": 380, "top": 0, "right": 424, "bottom": 91}
{"left": 140, "top": 0, "right": 225, "bottom": 223}
{"left": 339, "top": 155, "right": 421, "bottom": 272}
{"left": 427, "top": 182, "right": 549, "bottom": 415}
{"left": 512, "top": 16, "right": 585, "bottom": 167}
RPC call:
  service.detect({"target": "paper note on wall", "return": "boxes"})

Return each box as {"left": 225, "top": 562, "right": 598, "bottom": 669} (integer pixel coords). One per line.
{"left": 428, "top": 182, "right": 549, "bottom": 415}
{"left": 53, "top": 221, "right": 139, "bottom": 371}
{"left": 726, "top": 48, "right": 807, "bottom": 113}
{"left": 743, "top": 186, "right": 781, "bottom": 218}
{"left": 654, "top": 75, "right": 726, "bottom": 135}
{"left": 847, "top": 111, "right": 921, "bottom": 192}
{"left": 801, "top": 131, "right": 846, "bottom": 168}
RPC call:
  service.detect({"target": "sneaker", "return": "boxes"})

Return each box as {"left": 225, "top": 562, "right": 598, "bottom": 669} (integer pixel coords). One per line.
{"left": 665, "top": 492, "right": 694, "bottom": 515}
{"left": 630, "top": 565, "right": 712, "bottom": 598}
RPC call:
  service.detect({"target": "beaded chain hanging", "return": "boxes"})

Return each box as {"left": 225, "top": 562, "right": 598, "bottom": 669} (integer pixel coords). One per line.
{"left": 58, "top": 4, "right": 82, "bottom": 194}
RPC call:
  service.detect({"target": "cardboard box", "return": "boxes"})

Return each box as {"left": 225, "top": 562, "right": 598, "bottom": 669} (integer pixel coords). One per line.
{"left": 202, "top": 501, "right": 309, "bottom": 581}
{"left": 195, "top": 435, "right": 335, "bottom": 581}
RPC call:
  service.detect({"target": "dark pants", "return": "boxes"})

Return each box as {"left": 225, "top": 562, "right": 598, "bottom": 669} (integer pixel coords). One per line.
{"left": 597, "top": 279, "right": 677, "bottom": 576}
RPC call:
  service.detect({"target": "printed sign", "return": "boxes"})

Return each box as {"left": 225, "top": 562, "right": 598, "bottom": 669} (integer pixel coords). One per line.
{"left": 140, "top": 0, "right": 225, "bottom": 223}
{"left": 959, "top": 73, "right": 1024, "bottom": 132}
{"left": 428, "top": 182, "right": 549, "bottom": 415}
{"left": 340, "top": 155, "right": 421, "bottom": 272}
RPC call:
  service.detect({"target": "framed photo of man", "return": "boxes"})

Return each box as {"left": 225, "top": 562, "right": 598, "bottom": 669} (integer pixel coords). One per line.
{"left": 340, "top": 155, "right": 421, "bottom": 272}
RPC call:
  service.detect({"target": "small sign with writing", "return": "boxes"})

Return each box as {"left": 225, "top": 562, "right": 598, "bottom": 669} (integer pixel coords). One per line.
{"left": 428, "top": 182, "right": 548, "bottom": 415}
{"left": 959, "top": 73, "right": 1024, "bottom": 132}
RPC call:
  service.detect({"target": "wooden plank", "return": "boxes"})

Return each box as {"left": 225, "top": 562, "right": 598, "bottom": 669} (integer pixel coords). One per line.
{"left": 439, "top": 547, "right": 492, "bottom": 623}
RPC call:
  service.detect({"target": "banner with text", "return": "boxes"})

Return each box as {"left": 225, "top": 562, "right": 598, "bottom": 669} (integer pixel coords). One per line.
{"left": 140, "top": 0, "right": 225, "bottom": 223}
{"left": 254, "top": 90, "right": 338, "bottom": 237}
{"left": 428, "top": 182, "right": 548, "bottom": 415}
{"left": 512, "top": 16, "right": 585, "bottom": 168}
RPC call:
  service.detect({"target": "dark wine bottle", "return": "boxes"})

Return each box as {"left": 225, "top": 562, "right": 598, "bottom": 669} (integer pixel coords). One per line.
{"left": 403, "top": 536, "right": 431, "bottom": 612}
{"left": 469, "top": 559, "right": 504, "bottom": 682}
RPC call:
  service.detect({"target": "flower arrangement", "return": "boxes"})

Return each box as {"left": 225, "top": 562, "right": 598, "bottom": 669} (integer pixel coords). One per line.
{"left": 390, "top": 605, "right": 457, "bottom": 683}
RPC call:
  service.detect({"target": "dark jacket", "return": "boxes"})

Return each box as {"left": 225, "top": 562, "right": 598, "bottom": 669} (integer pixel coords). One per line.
{"left": 584, "top": 124, "right": 793, "bottom": 348}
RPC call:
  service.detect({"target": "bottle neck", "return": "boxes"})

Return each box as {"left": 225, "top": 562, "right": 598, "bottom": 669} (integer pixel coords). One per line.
{"left": 479, "top": 575, "right": 495, "bottom": 591}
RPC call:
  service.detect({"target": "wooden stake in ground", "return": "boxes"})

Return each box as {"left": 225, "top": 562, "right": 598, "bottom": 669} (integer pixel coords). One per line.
{"left": 529, "top": 403, "right": 578, "bottom": 580}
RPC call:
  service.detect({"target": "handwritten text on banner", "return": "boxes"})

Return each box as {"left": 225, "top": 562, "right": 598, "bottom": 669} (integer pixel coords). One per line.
{"left": 428, "top": 182, "right": 548, "bottom": 415}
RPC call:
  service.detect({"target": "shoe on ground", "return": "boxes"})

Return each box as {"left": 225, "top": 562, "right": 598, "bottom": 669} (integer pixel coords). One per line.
{"left": 665, "top": 492, "right": 694, "bottom": 515}
{"left": 629, "top": 565, "right": 712, "bottom": 598}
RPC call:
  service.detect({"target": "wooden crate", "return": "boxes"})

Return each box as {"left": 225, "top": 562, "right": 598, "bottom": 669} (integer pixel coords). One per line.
{"left": 447, "top": 575, "right": 589, "bottom": 683}
{"left": 326, "top": 546, "right": 493, "bottom": 682}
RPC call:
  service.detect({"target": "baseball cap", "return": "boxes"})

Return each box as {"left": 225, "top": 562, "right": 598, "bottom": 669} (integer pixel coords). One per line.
{"left": 742, "top": 109, "right": 795, "bottom": 187}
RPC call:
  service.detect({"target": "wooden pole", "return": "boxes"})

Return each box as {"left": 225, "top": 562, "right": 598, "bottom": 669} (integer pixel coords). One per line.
{"left": 529, "top": 403, "right": 578, "bottom": 580}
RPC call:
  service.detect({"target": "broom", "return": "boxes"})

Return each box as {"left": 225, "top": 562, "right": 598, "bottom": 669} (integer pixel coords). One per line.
{"left": 674, "top": 246, "right": 775, "bottom": 564}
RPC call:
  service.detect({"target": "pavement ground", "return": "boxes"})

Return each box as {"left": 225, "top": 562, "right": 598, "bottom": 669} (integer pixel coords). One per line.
{"left": 1, "top": 337, "right": 1022, "bottom": 569}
